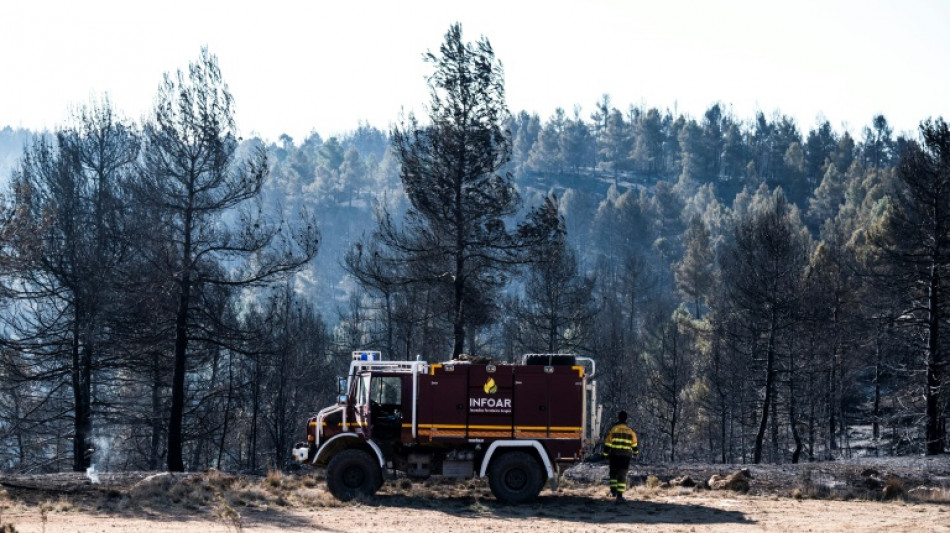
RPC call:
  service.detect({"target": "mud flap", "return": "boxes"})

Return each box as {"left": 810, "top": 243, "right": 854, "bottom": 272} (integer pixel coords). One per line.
{"left": 550, "top": 462, "right": 564, "bottom": 492}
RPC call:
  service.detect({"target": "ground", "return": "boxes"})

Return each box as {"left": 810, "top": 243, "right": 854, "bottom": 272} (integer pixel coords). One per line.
{"left": 0, "top": 458, "right": 948, "bottom": 533}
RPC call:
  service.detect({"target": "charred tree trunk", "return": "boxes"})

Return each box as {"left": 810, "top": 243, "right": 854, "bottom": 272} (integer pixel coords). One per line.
{"left": 669, "top": 324, "right": 680, "bottom": 463}
{"left": 789, "top": 358, "right": 803, "bottom": 463}
{"left": 873, "top": 329, "right": 883, "bottom": 442}
{"left": 217, "top": 354, "right": 234, "bottom": 468}
{"left": 451, "top": 208, "right": 466, "bottom": 358}
{"left": 167, "top": 221, "right": 192, "bottom": 472}
{"left": 770, "top": 387, "right": 780, "bottom": 462}
{"left": 71, "top": 319, "right": 93, "bottom": 472}
{"left": 925, "top": 263, "right": 945, "bottom": 455}
{"left": 250, "top": 356, "right": 262, "bottom": 471}
{"left": 720, "top": 406, "right": 728, "bottom": 463}
{"left": 754, "top": 313, "right": 777, "bottom": 464}
{"left": 149, "top": 350, "right": 163, "bottom": 470}
{"left": 828, "top": 347, "right": 838, "bottom": 452}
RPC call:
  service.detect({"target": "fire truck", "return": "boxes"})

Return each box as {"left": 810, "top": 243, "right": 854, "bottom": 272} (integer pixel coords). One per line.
{"left": 292, "top": 352, "right": 600, "bottom": 503}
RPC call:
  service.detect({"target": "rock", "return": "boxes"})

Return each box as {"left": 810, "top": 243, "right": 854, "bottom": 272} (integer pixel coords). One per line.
{"left": 134, "top": 472, "right": 176, "bottom": 488}
{"left": 724, "top": 471, "right": 750, "bottom": 492}
{"left": 864, "top": 475, "right": 883, "bottom": 490}
{"left": 882, "top": 475, "right": 905, "bottom": 500}
{"left": 670, "top": 475, "right": 696, "bottom": 488}
{"left": 708, "top": 470, "right": 750, "bottom": 492}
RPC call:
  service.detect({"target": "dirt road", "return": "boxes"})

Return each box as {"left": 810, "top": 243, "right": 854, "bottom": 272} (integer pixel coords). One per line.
{"left": 3, "top": 488, "right": 948, "bottom": 533}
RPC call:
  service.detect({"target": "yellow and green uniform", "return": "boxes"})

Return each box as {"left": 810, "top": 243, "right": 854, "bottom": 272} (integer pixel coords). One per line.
{"left": 603, "top": 422, "right": 638, "bottom": 495}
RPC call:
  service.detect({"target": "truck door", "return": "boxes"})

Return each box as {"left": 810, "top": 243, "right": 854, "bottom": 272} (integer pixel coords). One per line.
{"left": 425, "top": 366, "right": 468, "bottom": 441}
{"left": 369, "top": 374, "right": 404, "bottom": 441}
{"left": 512, "top": 366, "right": 584, "bottom": 439}
{"left": 547, "top": 368, "right": 584, "bottom": 439}
{"left": 352, "top": 371, "right": 372, "bottom": 435}
{"left": 513, "top": 366, "right": 548, "bottom": 438}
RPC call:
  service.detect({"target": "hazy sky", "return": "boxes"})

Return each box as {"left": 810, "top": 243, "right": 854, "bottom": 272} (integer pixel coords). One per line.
{"left": 2, "top": 0, "right": 948, "bottom": 143}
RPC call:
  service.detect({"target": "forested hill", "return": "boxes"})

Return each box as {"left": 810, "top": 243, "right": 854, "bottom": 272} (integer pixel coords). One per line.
{"left": 0, "top": 82, "right": 946, "bottom": 471}
{"left": 254, "top": 103, "right": 896, "bottom": 316}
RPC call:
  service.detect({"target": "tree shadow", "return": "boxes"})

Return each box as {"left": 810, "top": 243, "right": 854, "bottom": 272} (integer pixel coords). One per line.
{"left": 370, "top": 493, "right": 754, "bottom": 526}
{"left": 103, "top": 508, "right": 322, "bottom": 530}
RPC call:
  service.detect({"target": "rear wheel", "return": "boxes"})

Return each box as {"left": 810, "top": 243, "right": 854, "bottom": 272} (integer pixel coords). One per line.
{"left": 487, "top": 451, "right": 544, "bottom": 503}
{"left": 326, "top": 449, "right": 382, "bottom": 501}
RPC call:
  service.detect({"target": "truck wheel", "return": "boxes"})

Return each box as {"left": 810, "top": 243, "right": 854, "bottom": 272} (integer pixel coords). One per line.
{"left": 326, "top": 449, "right": 382, "bottom": 501}
{"left": 487, "top": 451, "right": 544, "bottom": 503}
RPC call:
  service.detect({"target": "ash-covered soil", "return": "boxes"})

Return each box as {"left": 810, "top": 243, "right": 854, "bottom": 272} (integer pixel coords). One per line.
{"left": 569, "top": 454, "right": 950, "bottom": 499}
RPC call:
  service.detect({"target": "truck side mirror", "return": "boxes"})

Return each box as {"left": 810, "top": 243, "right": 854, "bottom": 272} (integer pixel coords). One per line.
{"left": 337, "top": 377, "right": 347, "bottom": 404}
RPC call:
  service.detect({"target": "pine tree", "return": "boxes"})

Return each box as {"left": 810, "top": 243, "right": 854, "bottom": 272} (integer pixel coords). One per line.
{"left": 9, "top": 100, "right": 138, "bottom": 471}
{"left": 140, "top": 48, "right": 319, "bottom": 471}
{"left": 719, "top": 187, "right": 811, "bottom": 463}
{"left": 869, "top": 119, "right": 950, "bottom": 455}
{"left": 357, "top": 24, "right": 561, "bottom": 358}
{"left": 674, "top": 216, "right": 716, "bottom": 319}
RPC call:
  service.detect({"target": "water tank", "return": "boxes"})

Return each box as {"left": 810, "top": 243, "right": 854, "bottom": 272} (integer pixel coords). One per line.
{"left": 524, "top": 354, "right": 576, "bottom": 366}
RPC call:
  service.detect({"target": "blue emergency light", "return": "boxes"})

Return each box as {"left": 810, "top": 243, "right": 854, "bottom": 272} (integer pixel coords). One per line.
{"left": 352, "top": 351, "right": 381, "bottom": 361}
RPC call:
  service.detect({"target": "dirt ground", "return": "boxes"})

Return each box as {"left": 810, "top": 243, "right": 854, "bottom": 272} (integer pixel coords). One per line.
{"left": 1, "top": 460, "right": 948, "bottom": 533}
{"left": 2, "top": 489, "right": 949, "bottom": 533}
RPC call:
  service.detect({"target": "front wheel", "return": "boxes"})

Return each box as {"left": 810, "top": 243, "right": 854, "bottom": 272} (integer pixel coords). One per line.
{"left": 487, "top": 451, "right": 545, "bottom": 503}
{"left": 326, "top": 449, "right": 382, "bottom": 501}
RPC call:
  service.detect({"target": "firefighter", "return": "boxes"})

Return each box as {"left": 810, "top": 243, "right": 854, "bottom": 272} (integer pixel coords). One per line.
{"left": 603, "top": 410, "right": 638, "bottom": 501}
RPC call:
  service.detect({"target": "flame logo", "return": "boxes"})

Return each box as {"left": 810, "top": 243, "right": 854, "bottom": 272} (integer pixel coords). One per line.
{"left": 484, "top": 377, "right": 498, "bottom": 394}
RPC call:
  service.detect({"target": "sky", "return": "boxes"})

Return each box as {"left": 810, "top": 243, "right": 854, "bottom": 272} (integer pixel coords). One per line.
{"left": 1, "top": 0, "right": 949, "bottom": 144}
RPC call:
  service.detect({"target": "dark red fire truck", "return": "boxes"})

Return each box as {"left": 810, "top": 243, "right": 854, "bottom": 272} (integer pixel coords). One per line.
{"left": 292, "top": 352, "right": 600, "bottom": 503}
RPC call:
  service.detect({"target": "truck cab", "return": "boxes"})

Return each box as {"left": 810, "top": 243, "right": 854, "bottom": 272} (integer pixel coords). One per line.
{"left": 293, "top": 352, "right": 599, "bottom": 503}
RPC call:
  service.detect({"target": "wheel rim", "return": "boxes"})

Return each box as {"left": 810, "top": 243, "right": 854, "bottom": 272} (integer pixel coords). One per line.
{"left": 504, "top": 467, "right": 528, "bottom": 491}
{"left": 342, "top": 465, "right": 366, "bottom": 488}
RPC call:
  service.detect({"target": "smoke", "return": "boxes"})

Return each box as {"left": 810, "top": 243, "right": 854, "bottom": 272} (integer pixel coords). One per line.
{"left": 85, "top": 465, "right": 99, "bottom": 484}
{"left": 84, "top": 434, "right": 114, "bottom": 485}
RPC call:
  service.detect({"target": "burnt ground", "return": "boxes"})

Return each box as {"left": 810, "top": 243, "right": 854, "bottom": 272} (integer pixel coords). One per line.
{"left": 568, "top": 455, "right": 950, "bottom": 499}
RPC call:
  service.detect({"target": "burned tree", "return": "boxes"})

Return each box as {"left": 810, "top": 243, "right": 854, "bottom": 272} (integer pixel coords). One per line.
{"left": 8, "top": 100, "right": 138, "bottom": 471}
{"left": 870, "top": 118, "right": 950, "bottom": 455}
{"left": 352, "top": 24, "right": 562, "bottom": 358}
{"left": 139, "top": 48, "right": 319, "bottom": 471}
{"left": 514, "top": 243, "right": 596, "bottom": 354}
{"left": 719, "top": 187, "right": 811, "bottom": 463}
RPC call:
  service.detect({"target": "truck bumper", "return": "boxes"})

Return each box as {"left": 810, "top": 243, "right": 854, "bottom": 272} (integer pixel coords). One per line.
{"left": 292, "top": 443, "right": 311, "bottom": 463}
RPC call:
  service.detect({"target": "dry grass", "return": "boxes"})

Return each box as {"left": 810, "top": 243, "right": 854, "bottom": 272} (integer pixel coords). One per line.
{"left": 214, "top": 495, "right": 243, "bottom": 533}
{"left": 264, "top": 469, "right": 285, "bottom": 489}
{"left": 907, "top": 485, "right": 950, "bottom": 502}
{"left": 116, "top": 469, "right": 345, "bottom": 528}
{"left": 0, "top": 499, "right": 18, "bottom": 533}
